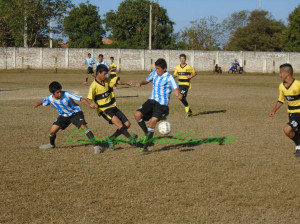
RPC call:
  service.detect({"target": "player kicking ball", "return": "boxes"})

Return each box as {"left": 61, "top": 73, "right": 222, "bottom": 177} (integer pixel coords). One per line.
{"left": 173, "top": 54, "right": 197, "bottom": 117}
{"left": 86, "top": 64, "right": 136, "bottom": 150}
{"left": 135, "top": 58, "right": 183, "bottom": 153}
{"left": 269, "top": 63, "right": 300, "bottom": 157}
{"left": 34, "top": 81, "right": 104, "bottom": 153}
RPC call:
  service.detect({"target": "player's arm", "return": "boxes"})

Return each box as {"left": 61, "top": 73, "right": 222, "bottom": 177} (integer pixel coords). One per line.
{"left": 34, "top": 100, "right": 43, "bottom": 108}
{"left": 269, "top": 101, "right": 283, "bottom": 118}
{"left": 187, "top": 71, "right": 197, "bottom": 79}
{"left": 117, "top": 79, "right": 132, "bottom": 86}
{"left": 80, "top": 97, "right": 96, "bottom": 109}
{"left": 136, "top": 80, "right": 149, "bottom": 88}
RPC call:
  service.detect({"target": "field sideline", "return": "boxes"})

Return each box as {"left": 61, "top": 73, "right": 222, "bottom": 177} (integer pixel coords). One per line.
{"left": 1, "top": 69, "right": 299, "bottom": 223}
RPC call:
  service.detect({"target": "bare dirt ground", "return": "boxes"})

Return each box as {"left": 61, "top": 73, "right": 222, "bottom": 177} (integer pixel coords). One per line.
{"left": 1, "top": 69, "right": 299, "bottom": 223}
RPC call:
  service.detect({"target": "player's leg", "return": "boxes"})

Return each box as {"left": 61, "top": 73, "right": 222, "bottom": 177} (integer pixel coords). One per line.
{"left": 285, "top": 114, "right": 300, "bottom": 157}
{"left": 179, "top": 86, "right": 192, "bottom": 117}
{"left": 135, "top": 100, "right": 153, "bottom": 135}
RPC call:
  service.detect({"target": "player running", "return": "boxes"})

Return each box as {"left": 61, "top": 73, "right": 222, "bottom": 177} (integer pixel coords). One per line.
{"left": 110, "top": 56, "right": 118, "bottom": 89}
{"left": 34, "top": 81, "right": 104, "bottom": 153}
{"left": 173, "top": 54, "right": 197, "bottom": 117}
{"left": 269, "top": 63, "right": 300, "bottom": 157}
{"left": 83, "top": 53, "right": 95, "bottom": 85}
{"left": 135, "top": 58, "right": 183, "bottom": 153}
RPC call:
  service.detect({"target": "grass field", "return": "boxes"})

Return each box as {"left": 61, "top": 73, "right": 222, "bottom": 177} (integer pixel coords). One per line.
{"left": 1, "top": 69, "right": 299, "bottom": 223}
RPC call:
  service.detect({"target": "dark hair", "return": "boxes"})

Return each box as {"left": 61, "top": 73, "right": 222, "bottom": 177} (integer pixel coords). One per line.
{"left": 110, "top": 56, "right": 114, "bottom": 60}
{"left": 155, "top": 58, "right": 167, "bottom": 69}
{"left": 96, "top": 64, "right": 109, "bottom": 75}
{"left": 88, "top": 53, "right": 91, "bottom": 56}
{"left": 179, "top": 54, "right": 186, "bottom": 59}
{"left": 99, "top": 54, "right": 104, "bottom": 58}
{"left": 279, "top": 63, "right": 293, "bottom": 76}
{"left": 49, "top": 81, "right": 62, "bottom": 93}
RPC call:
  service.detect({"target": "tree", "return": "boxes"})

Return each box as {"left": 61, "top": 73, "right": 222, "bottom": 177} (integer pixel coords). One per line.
{"left": 179, "top": 16, "right": 222, "bottom": 50}
{"left": 64, "top": 1, "right": 105, "bottom": 48}
{"left": 282, "top": 5, "right": 300, "bottom": 52}
{"left": 104, "top": 0, "right": 174, "bottom": 49}
{"left": 0, "top": 0, "right": 72, "bottom": 47}
{"left": 227, "top": 10, "right": 285, "bottom": 51}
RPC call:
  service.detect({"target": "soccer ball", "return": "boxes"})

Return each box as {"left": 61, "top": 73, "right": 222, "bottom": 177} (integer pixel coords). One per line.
{"left": 158, "top": 121, "right": 172, "bottom": 135}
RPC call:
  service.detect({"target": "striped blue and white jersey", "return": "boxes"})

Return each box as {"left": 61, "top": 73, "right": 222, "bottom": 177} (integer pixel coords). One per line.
{"left": 85, "top": 57, "right": 95, "bottom": 68}
{"left": 146, "top": 70, "right": 178, "bottom": 106}
{"left": 42, "top": 91, "right": 82, "bottom": 117}
{"left": 96, "top": 61, "right": 110, "bottom": 69}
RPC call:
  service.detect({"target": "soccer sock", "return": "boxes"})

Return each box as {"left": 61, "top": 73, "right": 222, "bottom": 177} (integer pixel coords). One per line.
{"left": 143, "top": 127, "right": 155, "bottom": 149}
{"left": 85, "top": 77, "right": 88, "bottom": 82}
{"left": 49, "top": 134, "right": 56, "bottom": 146}
{"left": 137, "top": 119, "right": 148, "bottom": 134}
{"left": 291, "top": 134, "right": 300, "bottom": 146}
{"left": 85, "top": 129, "right": 97, "bottom": 146}
{"left": 181, "top": 98, "right": 189, "bottom": 107}
{"left": 119, "top": 126, "right": 132, "bottom": 139}
{"left": 110, "top": 129, "right": 122, "bottom": 139}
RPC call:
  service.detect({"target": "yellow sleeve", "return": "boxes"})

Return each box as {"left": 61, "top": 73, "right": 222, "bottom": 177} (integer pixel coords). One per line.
{"left": 173, "top": 65, "right": 179, "bottom": 77}
{"left": 109, "top": 76, "right": 118, "bottom": 87}
{"left": 87, "top": 83, "right": 95, "bottom": 100}
{"left": 278, "top": 85, "right": 285, "bottom": 103}
{"left": 189, "top": 65, "right": 196, "bottom": 74}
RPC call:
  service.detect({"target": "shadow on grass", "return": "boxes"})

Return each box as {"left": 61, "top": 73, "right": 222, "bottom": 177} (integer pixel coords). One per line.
{"left": 193, "top": 110, "right": 227, "bottom": 116}
{"left": 116, "top": 95, "right": 139, "bottom": 98}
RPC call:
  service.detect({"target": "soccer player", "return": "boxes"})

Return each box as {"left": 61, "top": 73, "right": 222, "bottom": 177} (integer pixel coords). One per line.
{"left": 110, "top": 56, "right": 118, "bottom": 89}
{"left": 135, "top": 58, "right": 183, "bottom": 152}
{"left": 83, "top": 53, "right": 95, "bottom": 85}
{"left": 86, "top": 64, "right": 135, "bottom": 150}
{"left": 269, "top": 63, "right": 300, "bottom": 157}
{"left": 96, "top": 54, "right": 110, "bottom": 71}
{"left": 173, "top": 54, "right": 197, "bottom": 117}
{"left": 34, "top": 81, "right": 104, "bottom": 153}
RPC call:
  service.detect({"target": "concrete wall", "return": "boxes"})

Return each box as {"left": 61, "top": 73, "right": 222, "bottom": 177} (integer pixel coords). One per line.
{"left": 0, "top": 47, "right": 299, "bottom": 73}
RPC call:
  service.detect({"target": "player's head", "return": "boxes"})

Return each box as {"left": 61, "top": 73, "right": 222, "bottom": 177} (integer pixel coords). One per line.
{"left": 155, "top": 58, "right": 167, "bottom": 75}
{"left": 99, "top": 54, "right": 104, "bottom": 61}
{"left": 88, "top": 53, "right": 91, "bottom": 58}
{"left": 279, "top": 63, "right": 293, "bottom": 81}
{"left": 110, "top": 56, "right": 114, "bottom": 61}
{"left": 49, "top": 81, "right": 62, "bottom": 99}
{"left": 96, "top": 64, "right": 109, "bottom": 80}
{"left": 179, "top": 54, "right": 186, "bottom": 63}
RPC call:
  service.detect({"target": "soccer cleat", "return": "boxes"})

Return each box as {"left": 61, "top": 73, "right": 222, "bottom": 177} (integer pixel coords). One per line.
{"left": 186, "top": 111, "right": 193, "bottom": 117}
{"left": 139, "top": 147, "right": 149, "bottom": 153}
{"left": 94, "top": 145, "right": 105, "bottom": 154}
{"left": 128, "top": 135, "right": 138, "bottom": 147}
{"left": 82, "top": 82, "right": 87, "bottom": 85}
{"left": 106, "top": 137, "right": 115, "bottom": 150}
{"left": 113, "top": 86, "right": 118, "bottom": 89}
{"left": 295, "top": 146, "right": 300, "bottom": 157}
{"left": 39, "top": 144, "right": 55, "bottom": 149}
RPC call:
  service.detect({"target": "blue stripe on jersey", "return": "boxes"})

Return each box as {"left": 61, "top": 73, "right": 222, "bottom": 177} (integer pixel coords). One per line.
{"left": 96, "top": 61, "right": 110, "bottom": 69}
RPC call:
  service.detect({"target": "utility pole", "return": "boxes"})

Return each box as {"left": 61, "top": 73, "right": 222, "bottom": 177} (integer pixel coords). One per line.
{"left": 50, "top": 18, "right": 53, "bottom": 48}
{"left": 259, "top": 0, "right": 261, "bottom": 10}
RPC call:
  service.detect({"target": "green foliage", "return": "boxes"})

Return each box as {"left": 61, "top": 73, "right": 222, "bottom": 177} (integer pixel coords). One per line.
{"left": 103, "top": 0, "right": 174, "bottom": 49}
{"left": 0, "top": 0, "right": 72, "bottom": 47}
{"left": 64, "top": 2, "right": 105, "bottom": 48}
{"left": 282, "top": 5, "right": 300, "bottom": 52}
{"left": 227, "top": 10, "right": 285, "bottom": 51}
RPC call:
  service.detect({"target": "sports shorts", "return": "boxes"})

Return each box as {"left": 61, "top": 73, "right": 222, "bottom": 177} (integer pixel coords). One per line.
{"left": 53, "top": 111, "right": 87, "bottom": 130}
{"left": 288, "top": 113, "right": 300, "bottom": 134}
{"left": 99, "top": 106, "right": 129, "bottom": 124}
{"left": 87, "top": 67, "right": 93, "bottom": 74}
{"left": 179, "top": 85, "right": 189, "bottom": 98}
{"left": 137, "top": 99, "right": 169, "bottom": 121}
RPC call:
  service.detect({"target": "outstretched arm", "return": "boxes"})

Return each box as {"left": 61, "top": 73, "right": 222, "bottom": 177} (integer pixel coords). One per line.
{"left": 269, "top": 101, "right": 283, "bottom": 118}
{"left": 82, "top": 98, "right": 98, "bottom": 109}
{"left": 34, "top": 100, "right": 43, "bottom": 108}
{"left": 117, "top": 80, "right": 132, "bottom": 86}
{"left": 174, "top": 88, "right": 183, "bottom": 101}
{"left": 136, "top": 80, "right": 149, "bottom": 88}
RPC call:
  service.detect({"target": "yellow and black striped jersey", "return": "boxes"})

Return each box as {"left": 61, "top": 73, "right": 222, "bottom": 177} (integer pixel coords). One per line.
{"left": 87, "top": 77, "right": 119, "bottom": 115}
{"left": 173, "top": 64, "right": 196, "bottom": 89}
{"left": 278, "top": 79, "right": 300, "bottom": 114}
{"left": 110, "top": 62, "right": 117, "bottom": 75}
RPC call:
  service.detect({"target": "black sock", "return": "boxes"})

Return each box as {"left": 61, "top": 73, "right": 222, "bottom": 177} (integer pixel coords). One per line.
{"left": 137, "top": 119, "right": 148, "bottom": 134}
{"left": 291, "top": 134, "right": 300, "bottom": 146}
{"left": 110, "top": 129, "right": 122, "bottom": 139}
{"left": 143, "top": 128, "right": 155, "bottom": 149}
{"left": 85, "top": 77, "right": 88, "bottom": 82}
{"left": 181, "top": 98, "right": 189, "bottom": 107}
{"left": 119, "top": 126, "right": 132, "bottom": 139}
{"left": 85, "top": 129, "right": 97, "bottom": 146}
{"left": 50, "top": 134, "right": 56, "bottom": 146}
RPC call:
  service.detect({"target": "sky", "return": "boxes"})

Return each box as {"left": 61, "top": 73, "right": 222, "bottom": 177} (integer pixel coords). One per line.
{"left": 72, "top": 0, "right": 300, "bottom": 33}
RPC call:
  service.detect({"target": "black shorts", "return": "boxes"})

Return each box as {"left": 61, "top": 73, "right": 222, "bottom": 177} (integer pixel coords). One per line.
{"left": 100, "top": 107, "right": 129, "bottom": 125}
{"left": 288, "top": 113, "right": 300, "bottom": 134}
{"left": 53, "top": 111, "right": 87, "bottom": 130}
{"left": 87, "top": 67, "right": 93, "bottom": 74}
{"left": 179, "top": 85, "right": 189, "bottom": 98}
{"left": 137, "top": 99, "right": 169, "bottom": 121}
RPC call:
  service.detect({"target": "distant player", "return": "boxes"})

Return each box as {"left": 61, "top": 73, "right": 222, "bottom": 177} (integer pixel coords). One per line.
{"left": 86, "top": 64, "right": 135, "bottom": 150}
{"left": 173, "top": 54, "right": 197, "bottom": 117}
{"left": 135, "top": 58, "right": 183, "bottom": 152}
{"left": 269, "top": 63, "right": 300, "bottom": 157}
{"left": 83, "top": 53, "right": 95, "bottom": 85}
{"left": 34, "top": 81, "right": 104, "bottom": 153}
{"left": 96, "top": 54, "right": 110, "bottom": 71}
{"left": 110, "top": 56, "right": 118, "bottom": 89}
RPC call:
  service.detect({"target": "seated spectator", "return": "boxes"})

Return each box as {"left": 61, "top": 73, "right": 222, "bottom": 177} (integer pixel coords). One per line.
{"left": 214, "top": 64, "right": 222, "bottom": 74}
